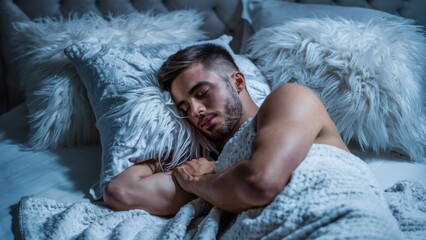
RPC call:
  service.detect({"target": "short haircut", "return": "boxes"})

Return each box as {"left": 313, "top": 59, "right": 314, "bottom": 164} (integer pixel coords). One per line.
{"left": 158, "top": 43, "right": 239, "bottom": 91}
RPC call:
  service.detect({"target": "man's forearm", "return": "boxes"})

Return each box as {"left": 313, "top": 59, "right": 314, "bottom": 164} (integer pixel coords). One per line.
{"left": 104, "top": 163, "right": 196, "bottom": 216}
{"left": 186, "top": 160, "right": 281, "bottom": 213}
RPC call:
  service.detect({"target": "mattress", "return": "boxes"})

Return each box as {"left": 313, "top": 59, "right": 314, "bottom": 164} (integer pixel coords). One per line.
{"left": 0, "top": 105, "right": 101, "bottom": 240}
{"left": 0, "top": 104, "right": 425, "bottom": 239}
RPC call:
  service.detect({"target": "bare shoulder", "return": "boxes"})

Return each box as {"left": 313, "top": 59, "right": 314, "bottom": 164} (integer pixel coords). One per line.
{"left": 266, "top": 83, "right": 320, "bottom": 104}
{"left": 255, "top": 83, "right": 349, "bottom": 151}
{"left": 256, "top": 83, "right": 326, "bottom": 124}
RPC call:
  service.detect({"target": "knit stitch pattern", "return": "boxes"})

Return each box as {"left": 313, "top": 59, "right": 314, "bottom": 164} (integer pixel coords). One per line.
{"left": 20, "top": 118, "right": 425, "bottom": 239}
{"left": 216, "top": 118, "right": 403, "bottom": 239}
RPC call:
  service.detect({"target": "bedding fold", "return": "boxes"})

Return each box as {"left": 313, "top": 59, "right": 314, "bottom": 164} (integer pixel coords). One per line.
{"left": 19, "top": 145, "right": 425, "bottom": 239}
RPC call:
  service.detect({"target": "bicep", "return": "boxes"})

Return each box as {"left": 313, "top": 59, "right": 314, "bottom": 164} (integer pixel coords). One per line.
{"left": 248, "top": 84, "right": 325, "bottom": 183}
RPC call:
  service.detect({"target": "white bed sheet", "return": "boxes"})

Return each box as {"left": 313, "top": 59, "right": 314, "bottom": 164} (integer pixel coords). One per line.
{"left": 0, "top": 105, "right": 425, "bottom": 240}
{"left": 0, "top": 105, "right": 101, "bottom": 240}
{"left": 353, "top": 147, "right": 426, "bottom": 191}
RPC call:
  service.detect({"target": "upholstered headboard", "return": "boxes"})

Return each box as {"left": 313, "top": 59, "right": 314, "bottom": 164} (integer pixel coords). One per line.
{"left": 0, "top": 0, "right": 245, "bottom": 113}
{"left": 0, "top": 0, "right": 425, "bottom": 113}
{"left": 289, "top": 0, "right": 426, "bottom": 26}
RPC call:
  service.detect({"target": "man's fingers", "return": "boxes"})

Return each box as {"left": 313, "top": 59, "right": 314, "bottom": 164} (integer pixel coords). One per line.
{"left": 172, "top": 168, "right": 183, "bottom": 185}
{"left": 173, "top": 167, "right": 192, "bottom": 192}
{"left": 173, "top": 166, "right": 188, "bottom": 180}
{"left": 181, "top": 166, "right": 190, "bottom": 176}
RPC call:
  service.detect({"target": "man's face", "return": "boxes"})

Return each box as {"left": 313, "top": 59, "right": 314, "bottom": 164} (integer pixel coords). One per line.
{"left": 170, "top": 63, "right": 242, "bottom": 142}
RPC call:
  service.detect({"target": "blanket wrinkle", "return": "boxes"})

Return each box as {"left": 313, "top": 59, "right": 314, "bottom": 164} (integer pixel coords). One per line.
{"left": 384, "top": 180, "right": 426, "bottom": 240}
{"left": 19, "top": 172, "right": 425, "bottom": 239}
{"left": 19, "top": 119, "right": 425, "bottom": 239}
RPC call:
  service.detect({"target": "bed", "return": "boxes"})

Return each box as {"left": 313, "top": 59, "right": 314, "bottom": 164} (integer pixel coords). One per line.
{"left": 1, "top": 0, "right": 425, "bottom": 239}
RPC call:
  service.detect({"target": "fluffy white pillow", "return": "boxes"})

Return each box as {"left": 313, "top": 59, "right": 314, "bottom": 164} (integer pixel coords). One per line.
{"left": 239, "top": 0, "right": 396, "bottom": 53}
{"left": 12, "top": 10, "right": 206, "bottom": 150}
{"left": 65, "top": 35, "right": 270, "bottom": 199}
{"left": 248, "top": 17, "right": 426, "bottom": 161}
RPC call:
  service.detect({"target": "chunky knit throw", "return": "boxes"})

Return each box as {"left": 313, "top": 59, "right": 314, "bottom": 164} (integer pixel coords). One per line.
{"left": 20, "top": 119, "right": 425, "bottom": 239}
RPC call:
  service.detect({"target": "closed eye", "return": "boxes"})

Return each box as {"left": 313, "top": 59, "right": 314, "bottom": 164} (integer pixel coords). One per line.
{"left": 197, "top": 87, "right": 210, "bottom": 97}
{"left": 177, "top": 84, "right": 210, "bottom": 117}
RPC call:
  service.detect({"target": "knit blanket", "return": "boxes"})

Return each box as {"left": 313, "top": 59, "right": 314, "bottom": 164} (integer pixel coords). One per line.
{"left": 20, "top": 145, "right": 426, "bottom": 239}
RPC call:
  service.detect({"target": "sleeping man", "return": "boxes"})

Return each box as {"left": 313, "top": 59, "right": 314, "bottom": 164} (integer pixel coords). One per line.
{"left": 103, "top": 44, "right": 402, "bottom": 238}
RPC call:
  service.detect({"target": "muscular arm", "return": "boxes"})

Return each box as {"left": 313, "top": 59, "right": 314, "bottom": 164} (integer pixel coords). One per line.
{"left": 174, "top": 84, "right": 328, "bottom": 213}
{"left": 103, "top": 160, "right": 196, "bottom": 216}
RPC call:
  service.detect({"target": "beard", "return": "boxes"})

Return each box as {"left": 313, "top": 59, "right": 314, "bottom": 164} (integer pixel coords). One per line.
{"left": 205, "top": 83, "right": 243, "bottom": 142}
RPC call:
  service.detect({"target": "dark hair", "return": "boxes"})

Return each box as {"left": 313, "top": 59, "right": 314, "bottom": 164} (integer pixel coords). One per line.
{"left": 158, "top": 43, "right": 239, "bottom": 91}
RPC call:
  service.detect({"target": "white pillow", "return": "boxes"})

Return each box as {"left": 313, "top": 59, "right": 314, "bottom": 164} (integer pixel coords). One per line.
{"left": 248, "top": 17, "right": 426, "bottom": 161}
{"left": 238, "top": 0, "right": 395, "bottom": 54}
{"left": 65, "top": 35, "right": 270, "bottom": 199}
{"left": 12, "top": 10, "right": 206, "bottom": 150}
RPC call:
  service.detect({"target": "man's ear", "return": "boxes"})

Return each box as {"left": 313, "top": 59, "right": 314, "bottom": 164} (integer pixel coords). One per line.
{"left": 231, "top": 71, "right": 246, "bottom": 93}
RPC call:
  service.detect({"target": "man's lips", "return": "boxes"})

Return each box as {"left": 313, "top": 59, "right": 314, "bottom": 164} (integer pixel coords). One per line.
{"left": 199, "top": 115, "right": 215, "bottom": 129}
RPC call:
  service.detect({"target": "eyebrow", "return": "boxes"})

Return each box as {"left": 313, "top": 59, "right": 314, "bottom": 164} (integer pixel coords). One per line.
{"left": 176, "top": 81, "right": 208, "bottom": 109}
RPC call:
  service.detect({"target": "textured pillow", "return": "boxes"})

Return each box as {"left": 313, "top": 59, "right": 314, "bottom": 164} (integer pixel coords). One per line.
{"left": 65, "top": 35, "right": 270, "bottom": 199}
{"left": 248, "top": 17, "right": 426, "bottom": 161}
{"left": 12, "top": 10, "right": 206, "bottom": 150}
{"left": 242, "top": 0, "right": 394, "bottom": 31}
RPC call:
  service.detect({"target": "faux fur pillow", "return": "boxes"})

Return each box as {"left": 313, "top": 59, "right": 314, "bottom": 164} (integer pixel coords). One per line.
{"left": 12, "top": 10, "right": 206, "bottom": 150}
{"left": 248, "top": 17, "right": 426, "bottom": 161}
{"left": 65, "top": 36, "right": 271, "bottom": 199}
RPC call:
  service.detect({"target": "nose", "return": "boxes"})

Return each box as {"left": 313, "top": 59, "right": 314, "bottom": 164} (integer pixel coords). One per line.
{"left": 190, "top": 100, "right": 206, "bottom": 118}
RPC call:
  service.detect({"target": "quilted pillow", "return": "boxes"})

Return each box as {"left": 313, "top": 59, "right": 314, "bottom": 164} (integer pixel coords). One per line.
{"left": 248, "top": 17, "right": 426, "bottom": 161}
{"left": 65, "top": 35, "right": 271, "bottom": 199}
{"left": 12, "top": 10, "right": 206, "bottom": 150}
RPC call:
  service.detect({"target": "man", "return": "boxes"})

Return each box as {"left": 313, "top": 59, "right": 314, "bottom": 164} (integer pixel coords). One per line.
{"left": 103, "top": 43, "right": 349, "bottom": 215}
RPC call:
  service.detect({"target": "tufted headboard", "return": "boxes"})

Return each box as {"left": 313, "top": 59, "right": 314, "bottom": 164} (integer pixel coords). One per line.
{"left": 0, "top": 0, "right": 425, "bottom": 113}
{"left": 0, "top": 0, "right": 245, "bottom": 113}
{"left": 286, "top": 0, "right": 426, "bottom": 27}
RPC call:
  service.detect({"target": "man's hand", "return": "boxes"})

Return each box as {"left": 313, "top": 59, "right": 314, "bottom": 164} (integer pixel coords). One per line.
{"left": 173, "top": 158, "right": 215, "bottom": 193}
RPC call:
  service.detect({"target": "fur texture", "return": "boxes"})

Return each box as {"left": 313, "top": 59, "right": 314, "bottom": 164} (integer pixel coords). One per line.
{"left": 248, "top": 17, "right": 426, "bottom": 161}
{"left": 65, "top": 36, "right": 270, "bottom": 199}
{"left": 12, "top": 10, "right": 206, "bottom": 150}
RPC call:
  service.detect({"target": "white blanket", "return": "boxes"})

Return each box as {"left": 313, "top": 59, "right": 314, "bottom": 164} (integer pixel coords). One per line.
{"left": 20, "top": 145, "right": 426, "bottom": 239}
